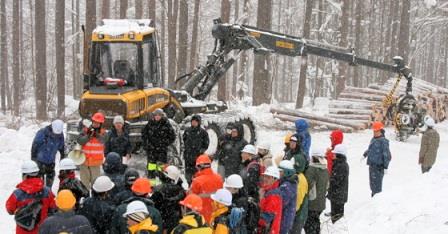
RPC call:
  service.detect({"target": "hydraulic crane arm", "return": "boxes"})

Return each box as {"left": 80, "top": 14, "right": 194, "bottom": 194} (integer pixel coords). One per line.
{"left": 180, "top": 18, "right": 413, "bottom": 100}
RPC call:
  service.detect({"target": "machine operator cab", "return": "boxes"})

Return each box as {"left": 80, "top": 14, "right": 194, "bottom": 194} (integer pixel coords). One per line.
{"left": 87, "top": 19, "right": 161, "bottom": 93}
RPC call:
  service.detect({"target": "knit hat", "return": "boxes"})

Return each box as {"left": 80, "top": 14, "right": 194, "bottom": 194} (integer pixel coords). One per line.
{"left": 113, "top": 115, "right": 124, "bottom": 124}
{"left": 153, "top": 108, "right": 165, "bottom": 116}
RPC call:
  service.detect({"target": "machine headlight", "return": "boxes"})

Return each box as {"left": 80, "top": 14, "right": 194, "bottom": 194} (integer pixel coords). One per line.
{"left": 400, "top": 114, "right": 411, "bottom": 125}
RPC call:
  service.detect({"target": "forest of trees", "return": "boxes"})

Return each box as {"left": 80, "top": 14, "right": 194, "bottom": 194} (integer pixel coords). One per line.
{"left": 0, "top": 0, "right": 446, "bottom": 120}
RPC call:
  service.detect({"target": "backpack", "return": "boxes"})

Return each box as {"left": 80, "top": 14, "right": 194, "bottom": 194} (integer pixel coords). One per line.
{"left": 14, "top": 193, "right": 44, "bottom": 231}
{"left": 228, "top": 207, "right": 247, "bottom": 234}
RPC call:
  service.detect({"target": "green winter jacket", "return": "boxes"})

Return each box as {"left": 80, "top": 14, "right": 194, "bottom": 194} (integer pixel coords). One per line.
{"left": 419, "top": 128, "right": 440, "bottom": 167}
{"left": 285, "top": 148, "right": 307, "bottom": 174}
{"left": 305, "top": 163, "right": 329, "bottom": 212}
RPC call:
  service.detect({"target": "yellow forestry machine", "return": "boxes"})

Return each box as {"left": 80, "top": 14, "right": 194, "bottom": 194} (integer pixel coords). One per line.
{"left": 67, "top": 18, "right": 422, "bottom": 163}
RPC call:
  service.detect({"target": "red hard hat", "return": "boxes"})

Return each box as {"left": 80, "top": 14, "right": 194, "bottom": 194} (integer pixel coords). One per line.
{"left": 372, "top": 121, "right": 384, "bottom": 131}
{"left": 131, "top": 178, "right": 152, "bottom": 194}
{"left": 179, "top": 194, "right": 203, "bottom": 212}
{"left": 195, "top": 154, "right": 211, "bottom": 166}
{"left": 92, "top": 112, "right": 105, "bottom": 123}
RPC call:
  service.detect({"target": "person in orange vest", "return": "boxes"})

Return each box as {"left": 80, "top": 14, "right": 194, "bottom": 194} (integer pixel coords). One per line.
{"left": 189, "top": 154, "right": 223, "bottom": 223}
{"left": 77, "top": 112, "right": 107, "bottom": 188}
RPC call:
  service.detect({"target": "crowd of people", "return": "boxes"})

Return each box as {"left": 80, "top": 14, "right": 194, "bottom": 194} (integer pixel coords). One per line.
{"left": 4, "top": 109, "right": 440, "bottom": 234}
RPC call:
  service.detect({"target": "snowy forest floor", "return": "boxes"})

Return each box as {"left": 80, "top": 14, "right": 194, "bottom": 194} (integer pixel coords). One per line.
{"left": 0, "top": 103, "right": 447, "bottom": 233}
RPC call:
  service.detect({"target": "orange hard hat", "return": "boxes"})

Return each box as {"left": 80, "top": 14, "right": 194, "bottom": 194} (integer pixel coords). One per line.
{"left": 372, "top": 121, "right": 384, "bottom": 131}
{"left": 284, "top": 132, "right": 293, "bottom": 144}
{"left": 131, "top": 178, "right": 152, "bottom": 194}
{"left": 55, "top": 189, "right": 76, "bottom": 211}
{"left": 92, "top": 112, "right": 105, "bottom": 123}
{"left": 195, "top": 154, "right": 211, "bottom": 166}
{"left": 179, "top": 194, "right": 203, "bottom": 212}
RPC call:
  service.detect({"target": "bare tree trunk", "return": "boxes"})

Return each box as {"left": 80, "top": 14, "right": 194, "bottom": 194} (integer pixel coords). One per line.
{"left": 336, "top": 0, "right": 350, "bottom": 97}
{"left": 12, "top": 0, "right": 20, "bottom": 115}
{"left": 314, "top": 0, "right": 323, "bottom": 98}
{"left": 35, "top": 0, "right": 48, "bottom": 120}
{"left": 159, "top": 0, "right": 165, "bottom": 86}
{"left": 231, "top": 0, "right": 239, "bottom": 98}
{"left": 176, "top": 0, "right": 189, "bottom": 87}
{"left": 398, "top": 0, "right": 410, "bottom": 63}
{"left": 167, "top": 0, "right": 178, "bottom": 88}
{"left": 295, "top": 0, "right": 313, "bottom": 108}
{"left": 238, "top": 0, "right": 250, "bottom": 99}
{"left": 1, "top": 0, "right": 8, "bottom": 112}
{"left": 102, "top": 0, "right": 110, "bottom": 18}
{"left": 56, "top": 0, "right": 65, "bottom": 117}
{"left": 84, "top": 0, "right": 96, "bottom": 78}
{"left": 390, "top": 1, "right": 400, "bottom": 60}
{"left": 120, "top": 0, "right": 128, "bottom": 19}
{"left": 353, "top": 1, "right": 362, "bottom": 87}
{"left": 218, "top": 0, "right": 231, "bottom": 102}
{"left": 135, "top": 0, "right": 143, "bottom": 18}
{"left": 189, "top": 0, "right": 200, "bottom": 72}
{"left": 148, "top": 0, "right": 156, "bottom": 20}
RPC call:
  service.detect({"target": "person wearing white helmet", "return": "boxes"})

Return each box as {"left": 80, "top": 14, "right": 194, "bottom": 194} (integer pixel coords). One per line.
{"left": 6, "top": 160, "right": 56, "bottom": 233}
{"left": 257, "top": 141, "right": 273, "bottom": 167}
{"left": 58, "top": 158, "right": 89, "bottom": 209}
{"left": 210, "top": 188, "right": 234, "bottom": 233}
{"left": 278, "top": 160, "right": 298, "bottom": 234}
{"left": 31, "top": 119, "right": 65, "bottom": 187}
{"left": 240, "top": 144, "right": 262, "bottom": 202}
{"left": 304, "top": 147, "right": 329, "bottom": 234}
{"left": 419, "top": 116, "right": 440, "bottom": 173}
{"left": 123, "top": 200, "right": 159, "bottom": 234}
{"left": 151, "top": 165, "right": 186, "bottom": 233}
{"left": 78, "top": 176, "right": 116, "bottom": 233}
{"left": 259, "top": 166, "right": 283, "bottom": 234}
{"left": 327, "top": 144, "right": 349, "bottom": 224}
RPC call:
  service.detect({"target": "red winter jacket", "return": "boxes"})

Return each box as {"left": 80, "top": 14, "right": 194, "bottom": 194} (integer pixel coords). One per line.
{"left": 258, "top": 180, "right": 283, "bottom": 234}
{"left": 190, "top": 168, "right": 223, "bottom": 223}
{"left": 326, "top": 130, "right": 344, "bottom": 174}
{"left": 5, "top": 178, "right": 56, "bottom": 234}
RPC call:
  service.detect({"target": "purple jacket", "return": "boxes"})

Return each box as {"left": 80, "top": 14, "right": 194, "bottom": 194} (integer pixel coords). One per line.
{"left": 279, "top": 175, "right": 298, "bottom": 234}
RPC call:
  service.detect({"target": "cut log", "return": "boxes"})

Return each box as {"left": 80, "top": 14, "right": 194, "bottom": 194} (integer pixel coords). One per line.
{"left": 329, "top": 108, "right": 373, "bottom": 115}
{"left": 326, "top": 113, "right": 372, "bottom": 121}
{"left": 339, "top": 92, "right": 385, "bottom": 102}
{"left": 337, "top": 98, "right": 381, "bottom": 105}
{"left": 273, "top": 114, "right": 354, "bottom": 133}
{"left": 344, "top": 86, "right": 390, "bottom": 96}
{"left": 270, "top": 107, "right": 366, "bottom": 130}
{"left": 329, "top": 100, "right": 373, "bottom": 110}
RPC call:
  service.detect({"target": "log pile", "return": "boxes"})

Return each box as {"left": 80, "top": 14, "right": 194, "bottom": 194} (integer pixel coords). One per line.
{"left": 271, "top": 77, "right": 448, "bottom": 132}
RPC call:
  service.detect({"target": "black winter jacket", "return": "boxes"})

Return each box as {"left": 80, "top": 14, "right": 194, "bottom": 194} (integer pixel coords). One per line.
{"left": 142, "top": 117, "right": 175, "bottom": 153}
{"left": 110, "top": 196, "right": 163, "bottom": 234}
{"left": 105, "top": 126, "right": 132, "bottom": 157}
{"left": 216, "top": 124, "right": 248, "bottom": 176}
{"left": 151, "top": 181, "right": 186, "bottom": 232}
{"left": 78, "top": 196, "right": 116, "bottom": 234}
{"left": 183, "top": 126, "right": 209, "bottom": 162}
{"left": 327, "top": 154, "right": 349, "bottom": 204}
{"left": 58, "top": 176, "right": 89, "bottom": 209}
{"left": 240, "top": 159, "right": 261, "bottom": 201}
{"left": 38, "top": 211, "right": 93, "bottom": 234}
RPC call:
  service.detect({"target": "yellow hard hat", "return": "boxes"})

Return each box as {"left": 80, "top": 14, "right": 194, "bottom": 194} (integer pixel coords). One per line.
{"left": 284, "top": 132, "right": 293, "bottom": 144}
{"left": 55, "top": 189, "right": 76, "bottom": 211}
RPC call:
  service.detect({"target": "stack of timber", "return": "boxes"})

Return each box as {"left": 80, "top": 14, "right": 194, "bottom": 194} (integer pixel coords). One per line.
{"left": 271, "top": 78, "right": 448, "bottom": 132}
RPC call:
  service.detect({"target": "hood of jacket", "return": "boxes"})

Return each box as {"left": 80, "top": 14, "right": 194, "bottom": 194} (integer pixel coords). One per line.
{"left": 17, "top": 177, "right": 44, "bottom": 194}
{"left": 330, "top": 130, "right": 344, "bottom": 148}
{"left": 103, "top": 152, "right": 124, "bottom": 174}
{"left": 295, "top": 119, "right": 309, "bottom": 133}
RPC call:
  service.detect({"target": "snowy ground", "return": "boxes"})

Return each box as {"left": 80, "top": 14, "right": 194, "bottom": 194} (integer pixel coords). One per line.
{"left": 1, "top": 104, "right": 447, "bottom": 233}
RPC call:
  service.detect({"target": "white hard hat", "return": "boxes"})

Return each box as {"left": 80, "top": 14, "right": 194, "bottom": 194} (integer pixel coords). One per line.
{"left": 51, "top": 119, "right": 64, "bottom": 135}
{"left": 311, "top": 147, "right": 326, "bottom": 157}
{"left": 241, "top": 144, "right": 257, "bottom": 155}
{"left": 262, "top": 166, "right": 280, "bottom": 179}
{"left": 278, "top": 160, "right": 294, "bottom": 170}
{"left": 68, "top": 147, "right": 86, "bottom": 166}
{"left": 257, "top": 142, "right": 271, "bottom": 151}
{"left": 164, "top": 165, "right": 181, "bottom": 183}
{"left": 424, "top": 116, "right": 435, "bottom": 127}
{"left": 113, "top": 115, "right": 125, "bottom": 124}
{"left": 211, "top": 188, "right": 232, "bottom": 206}
{"left": 122, "top": 200, "right": 149, "bottom": 217}
{"left": 92, "top": 176, "right": 115, "bottom": 193}
{"left": 224, "top": 174, "right": 244, "bottom": 189}
{"left": 59, "top": 158, "right": 77, "bottom": 171}
{"left": 332, "top": 144, "right": 347, "bottom": 155}
{"left": 21, "top": 160, "right": 39, "bottom": 174}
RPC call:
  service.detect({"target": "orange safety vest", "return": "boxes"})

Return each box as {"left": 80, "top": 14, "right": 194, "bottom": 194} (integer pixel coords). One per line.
{"left": 82, "top": 137, "right": 105, "bottom": 166}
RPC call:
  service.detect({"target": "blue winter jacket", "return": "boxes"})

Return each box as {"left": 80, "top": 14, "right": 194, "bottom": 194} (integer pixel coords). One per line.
{"left": 279, "top": 175, "right": 298, "bottom": 234}
{"left": 365, "top": 136, "right": 391, "bottom": 169}
{"left": 31, "top": 126, "right": 65, "bottom": 164}
{"left": 295, "top": 119, "right": 311, "bottom": 159}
